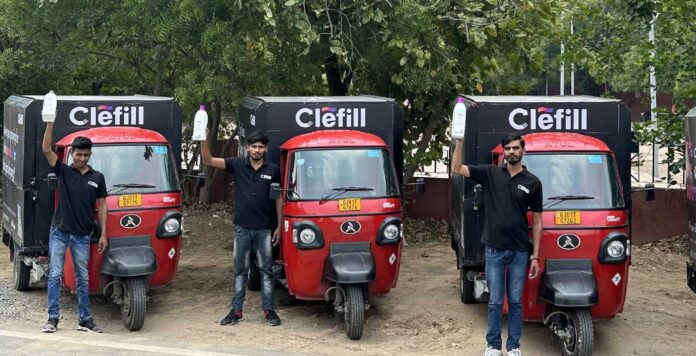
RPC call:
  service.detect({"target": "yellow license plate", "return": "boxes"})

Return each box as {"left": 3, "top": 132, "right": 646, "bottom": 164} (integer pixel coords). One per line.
{"left": 118, "top": 194, "right": 142, "bottom": 207}
{"left": 338, "top": 198, "right": 361, "bottom": 211}
{"left": 555, "top": 211, "right": 581, "bottom": 225}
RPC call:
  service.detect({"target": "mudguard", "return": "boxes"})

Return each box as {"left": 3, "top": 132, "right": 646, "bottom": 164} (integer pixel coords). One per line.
{"left": 539, "top": 259, "right": 598, "bottom": 307}
{"left": 101, "top": 236, "right": 157, "bottom": 277}
{"left": 688, "top": 262, "right": 696, "bottom": 294}
{"left": 323, "top": 242, "right": 375, "bottom": 284}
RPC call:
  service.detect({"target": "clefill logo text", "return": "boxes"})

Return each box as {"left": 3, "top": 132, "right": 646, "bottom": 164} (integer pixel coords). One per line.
{"left": 70, "top": 105, "right": 145, "bottom": 126}
{"left": 295, "top": 107, "right": 366, "bottom": 128}
{"left": 509, "top": 107, "right": 587, "bottom": 131}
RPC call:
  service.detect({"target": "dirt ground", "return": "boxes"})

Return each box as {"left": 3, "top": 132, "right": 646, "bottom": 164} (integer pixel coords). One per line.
{"left": 1, "top": 204, "right": 696, "bottom": 355}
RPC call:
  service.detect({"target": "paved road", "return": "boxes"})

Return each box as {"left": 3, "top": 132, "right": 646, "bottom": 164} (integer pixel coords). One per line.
{"left": 0, "top": 324, "right": 293, "bottom": 356}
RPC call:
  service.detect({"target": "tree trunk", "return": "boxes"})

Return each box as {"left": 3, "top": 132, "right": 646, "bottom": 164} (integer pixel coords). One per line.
{"left": 324, "top": 53, "right": 352, "bottom": 96}
{"left": 404, "top": 115, "right": 441, "bottom": 184}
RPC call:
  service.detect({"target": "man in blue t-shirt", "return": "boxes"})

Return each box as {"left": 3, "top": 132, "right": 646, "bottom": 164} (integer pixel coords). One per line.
{"left": 201, "top": 130, "right": 282, "bottom": 327}
{"left": 41, "top": 121, "right": 108, "bottom": 334}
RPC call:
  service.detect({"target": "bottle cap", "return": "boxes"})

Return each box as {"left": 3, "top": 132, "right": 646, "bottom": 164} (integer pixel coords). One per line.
{"left": 199, "top": 104, "right": 205, "bottom": 110}
{"left": 456, "top": 97, "right": 465, "bottom": 104}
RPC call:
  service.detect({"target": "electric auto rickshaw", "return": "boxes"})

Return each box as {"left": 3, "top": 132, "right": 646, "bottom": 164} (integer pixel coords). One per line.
{"left": 238, "top": 96, "right": 408, "bottom": 339}
{"left": 4, "top": 95, "right": 183, "bottom": 331}
{"left": 450, "top": 96, "right": 654, "bottom": 355}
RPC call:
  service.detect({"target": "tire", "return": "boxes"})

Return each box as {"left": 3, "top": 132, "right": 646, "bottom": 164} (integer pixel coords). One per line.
{"left": 460, "top": 269, "right": 475, "bottom": 304}
{"left": 247, "top": 259, "right": 261, "bottom": 291}
{"left": 560, "top": 308, "right": 594, "bottom": 356}
{"left": 343, "top": 284, "right": 365, "bottom": 340}
{"left": 12, "top": 244, "right": 30, "bottom": 291}
{"left": 121, "top": 277, "right": 147, "bottom": 331}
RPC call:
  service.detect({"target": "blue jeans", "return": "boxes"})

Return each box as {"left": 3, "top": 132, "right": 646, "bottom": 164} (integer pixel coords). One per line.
{"left": 485, "top": 245, "right": 529, "bottom": 351}
{"left": 231, "top": 227, "right": 275, "bottom": 312}
{"left": 47, "top": 227, "right": 92, "bottom": 322}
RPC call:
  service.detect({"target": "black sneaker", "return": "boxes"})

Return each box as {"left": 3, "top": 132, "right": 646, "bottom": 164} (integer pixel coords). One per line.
{"left": 264, "top": 310, "right": 281, "bottom": 326}
{"left": 42, "top": 318, "right": 58, "bottom": 333}
{"left": 77, "top": 318, "right": 103, "bottom": 333}
{"left": 220, "top": 310, "right": 243, "bottom": 326}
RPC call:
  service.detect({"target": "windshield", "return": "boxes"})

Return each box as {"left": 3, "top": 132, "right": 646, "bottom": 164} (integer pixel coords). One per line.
{"left": 69, "top": 145, "right": 179, "bottom": 194}
{"left": 287, "top": 148, "right": 399, "bottom": 201}
{"left": 523, "top": 153, "right": 624, "bottom": 210}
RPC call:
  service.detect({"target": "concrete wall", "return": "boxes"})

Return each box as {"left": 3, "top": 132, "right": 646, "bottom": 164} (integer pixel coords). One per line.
{"left": 404, "top": 177, "right": 687, "bottom": 243}
{"left": 631, "top": 187, "right": 687, "bottom": 243}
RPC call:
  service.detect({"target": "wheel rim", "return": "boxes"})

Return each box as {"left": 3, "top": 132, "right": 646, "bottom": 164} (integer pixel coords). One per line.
{"left": 563, "top": 315, "right": 578, "bottom": 353}
{"left": 122, "top": 285, "right": 132, "bottom": 318}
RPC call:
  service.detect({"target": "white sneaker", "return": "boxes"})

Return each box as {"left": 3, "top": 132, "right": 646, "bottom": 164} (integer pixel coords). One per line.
{"left": 507, "top": 348, "right": 522, "bottom": 356}
{"left": 483, "top": 346, "right": 503, "bottom": 356}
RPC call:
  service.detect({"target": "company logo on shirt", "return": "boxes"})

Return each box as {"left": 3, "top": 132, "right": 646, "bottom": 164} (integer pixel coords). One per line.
{"left": 88, "top": 181, "right": 99, "bottom": 189}
{"left": 260, "top": 174, "right": 272, "bottom": 180}
{"left": 517, "top": 184, "right": 530, "bottom": 194}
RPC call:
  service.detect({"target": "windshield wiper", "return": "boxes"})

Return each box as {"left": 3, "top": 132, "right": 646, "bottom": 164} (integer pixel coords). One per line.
{"left": 319, "top": 186, "right": 374, "bottom": 204}
{"left": 108, "top": 183, "right": 157, "bottom": 194}
{"left": 543, "top": 195, "right": 595, "bottom": 209}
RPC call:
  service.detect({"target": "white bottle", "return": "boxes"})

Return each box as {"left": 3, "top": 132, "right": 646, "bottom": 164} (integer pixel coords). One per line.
{"left": 451, "top": 97, "right": 466, "bottom": 139}
{"left": 42, "top": 90, "right": 57, "bottom": 123}
{"left": 192, "top": 105, "right": 208, "bottom": 141}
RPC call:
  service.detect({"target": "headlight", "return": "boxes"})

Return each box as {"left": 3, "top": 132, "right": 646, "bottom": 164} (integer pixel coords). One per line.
{"left": 383, "top": 224, "right": 400, "bottom": 240}
{"left": 299, "top": 229, "right": 316, "bottom": 244}
{"left": 163, "top": 218, "right": 180, "bottom": 233}
{"left": 607, "top": 240, "right": 625, "bottom": 258}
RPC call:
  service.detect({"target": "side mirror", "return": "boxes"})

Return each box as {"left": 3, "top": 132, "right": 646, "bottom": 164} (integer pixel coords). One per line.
{"left": 47, "top": 173, "right": 59, "bottom": 190}
{"left": 415, "top": 177, "right": 425, "bottom": 194}
{"left": 196, "top": 172, "right": 206, "bottom": 188}
{"left": 270, "top": 183, "right": 281, "bottom": 200}
{"left": 644, "top": 183, "right": 655, "bottom": 201}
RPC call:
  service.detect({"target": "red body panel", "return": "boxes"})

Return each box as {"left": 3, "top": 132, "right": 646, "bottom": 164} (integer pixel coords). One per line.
{"left": 519, "top": 210, "right": 630, "bottom": 321}
{"left": 278, "top": 130, "right": 403, "bottom": 300}
{"left": 282, "top": 198, "right": 403, "bottom": 300}
{"left": 493, "top": 132, "right": 630, "bottom": 322}
{"left": 62, "top": 192, "right": 183, "bottom": 293}
{"left": 58, "top": 127, "right": 182, "bottom": 294}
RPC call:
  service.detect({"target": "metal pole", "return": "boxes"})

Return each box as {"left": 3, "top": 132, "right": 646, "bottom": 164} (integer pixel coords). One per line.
{"left": 560, "top": 43, "right": 565, "bottom": 96}
{"left": 649, "top": 13, "right": 658, "bottom": 182}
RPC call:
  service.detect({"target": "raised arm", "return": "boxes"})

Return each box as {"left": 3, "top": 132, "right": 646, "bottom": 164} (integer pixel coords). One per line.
{"left": 42, "top": 122, "right": 58, "bottom": 167}
{"left": 450, "top": 139, "right": 471, "bottom": 177}
{"left": 200, "top": 133, "right": 226, "bottom": 170}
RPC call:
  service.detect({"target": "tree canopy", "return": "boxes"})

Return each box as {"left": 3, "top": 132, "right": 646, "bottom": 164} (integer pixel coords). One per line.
{"left": 2, "top": 0, "right": 694, "bottom": 196}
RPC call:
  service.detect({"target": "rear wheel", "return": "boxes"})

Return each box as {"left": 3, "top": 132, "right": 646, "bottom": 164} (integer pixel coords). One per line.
{"left": 247, "top": 259, "right": 261, "bottom": 291}
{"left": 121, "top": 277, "right": 147, "bottom": 331}
{"left": 343, "top": 284, "right": 365, "bottom": 340}
{"left": 12, "top": 244, "right": 30, "bottom": 291}
{"left": 459, "top": 269, "right": 475, "bottom": 304}
{"left": 560, "top": 308, "right": 594, "bottom": 356}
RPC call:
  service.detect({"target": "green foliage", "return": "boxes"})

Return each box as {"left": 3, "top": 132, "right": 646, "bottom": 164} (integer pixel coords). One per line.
{"left": 0, "top": 0, "right": 599, "bottom": 188}
{"left": 632, "top": 106, "right": 686, "bottom": 184}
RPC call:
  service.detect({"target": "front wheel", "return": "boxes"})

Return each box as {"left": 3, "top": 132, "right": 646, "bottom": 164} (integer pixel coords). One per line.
{"left": 343, "top": 284, "right": 365, "bottom": 340}
{"left": 12, "top": 244, "right": 30, "bottom": 291}
{"left": 121, "top": 277, "right": 147, "bottom": 331}
{"left": 560, "top": 308, "right": 594, "bottom": 356}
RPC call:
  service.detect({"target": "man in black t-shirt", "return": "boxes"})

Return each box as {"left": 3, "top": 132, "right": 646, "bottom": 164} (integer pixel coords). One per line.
{"left": 451, "top": 134, "right": 543, "bottom": 356}
{"left": 201, "top": 130, "right": 282, "bottom": 327}
{"left": 41, "top": 121, "right": 108, "bottom": 334}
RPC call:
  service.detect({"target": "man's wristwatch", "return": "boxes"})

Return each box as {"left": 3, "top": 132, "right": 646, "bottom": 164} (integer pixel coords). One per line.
{"left": 530, "top": 256, "right": 539, "bottom": 261}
